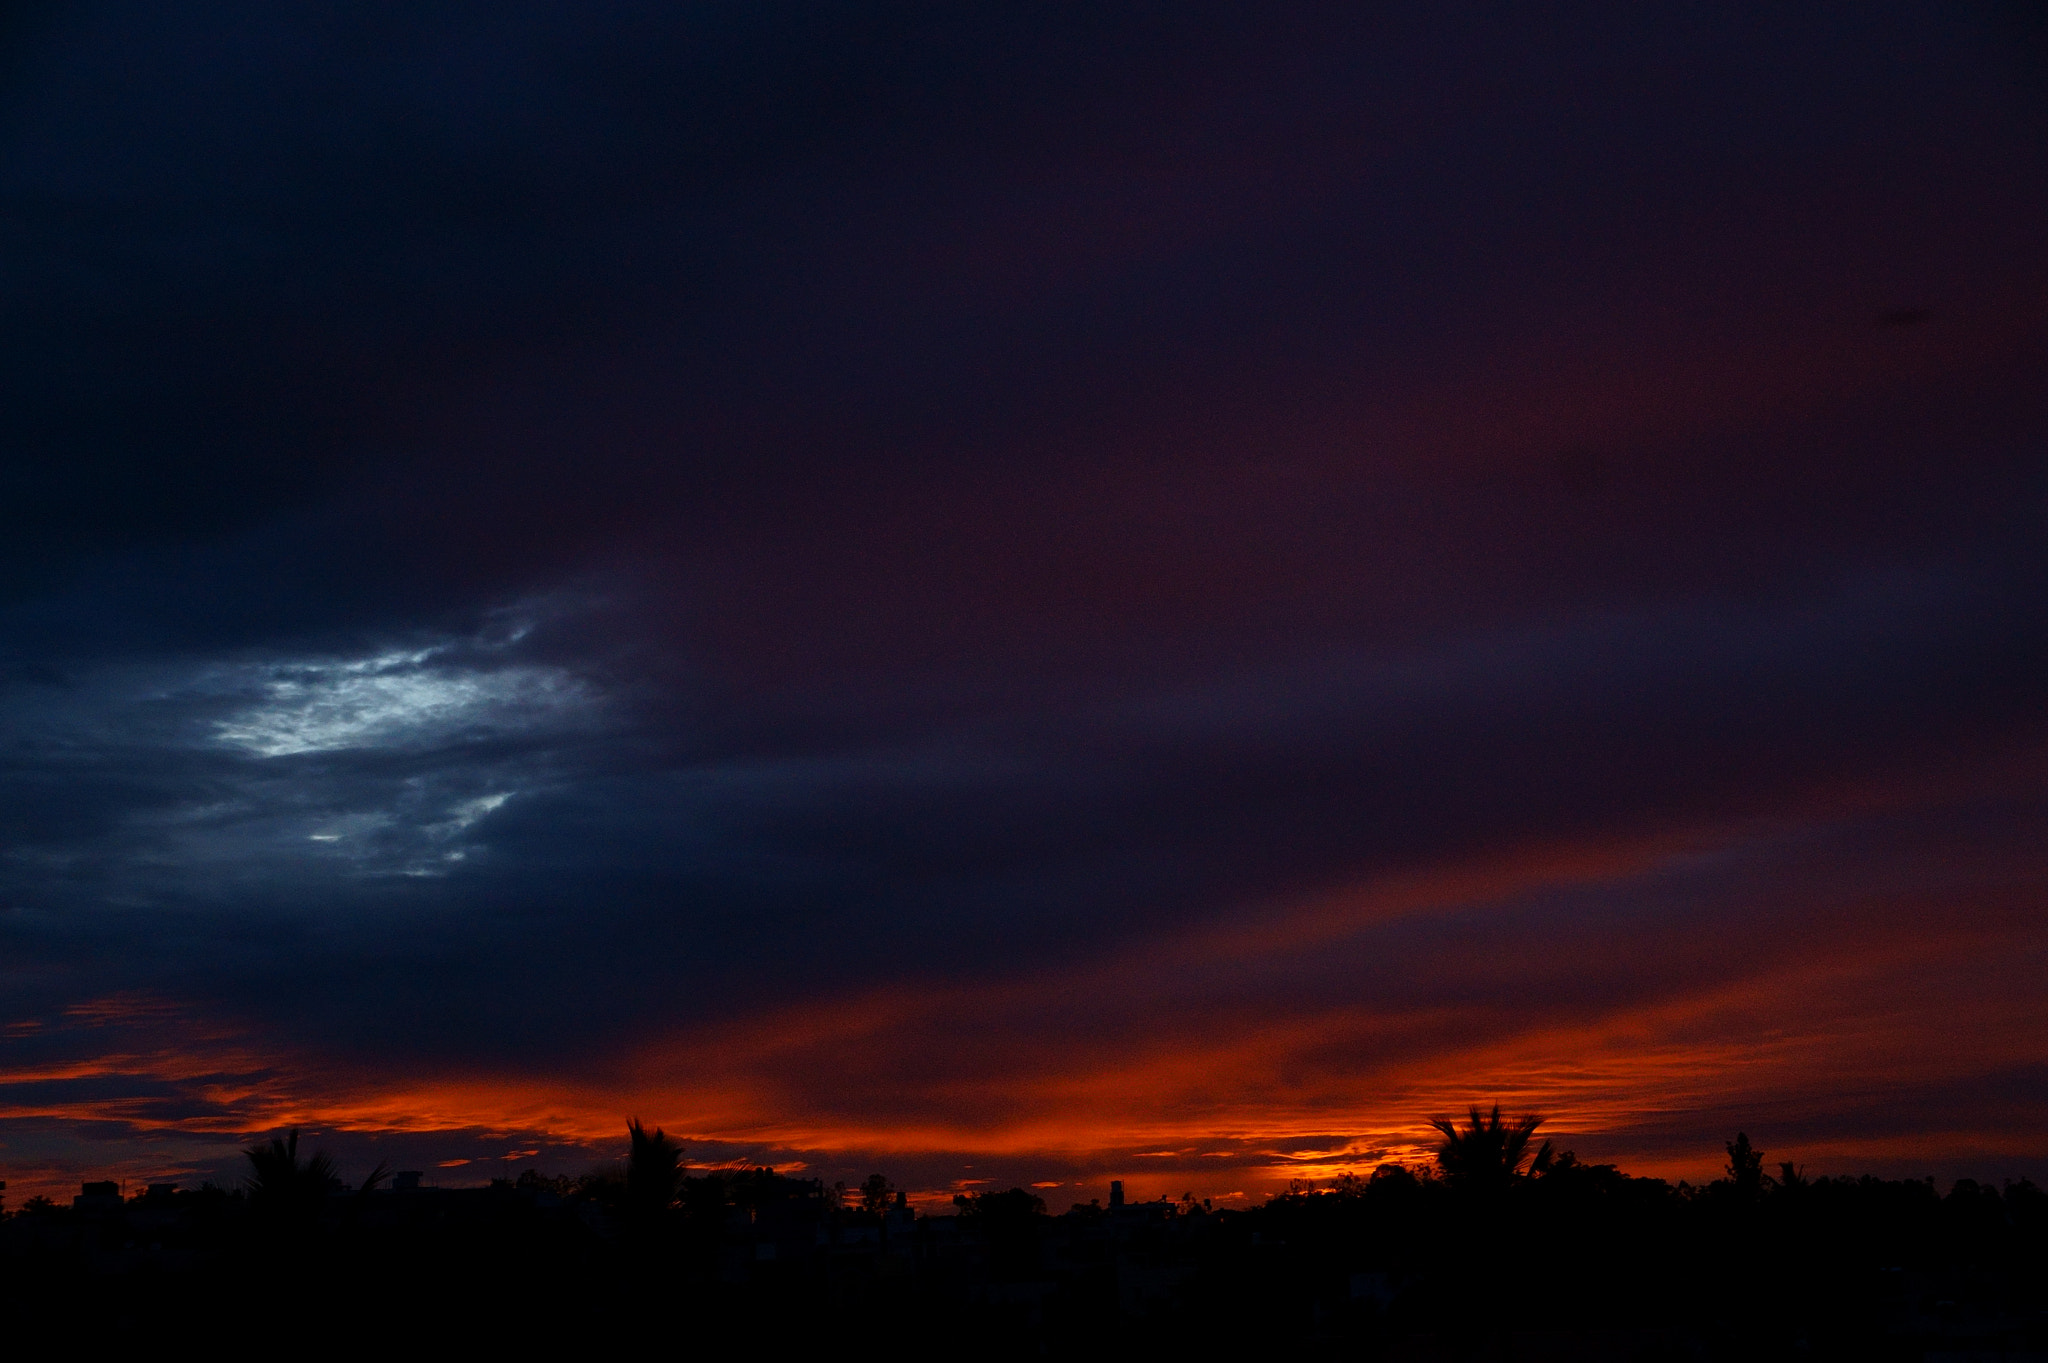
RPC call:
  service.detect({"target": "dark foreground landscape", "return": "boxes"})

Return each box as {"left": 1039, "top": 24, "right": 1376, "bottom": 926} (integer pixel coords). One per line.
{"left": 3, "top": 1110, "right": 2043, "bottom": 1360}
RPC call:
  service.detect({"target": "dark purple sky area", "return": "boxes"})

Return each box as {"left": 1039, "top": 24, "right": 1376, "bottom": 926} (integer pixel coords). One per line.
{"left": 3, "top": 3, "right": 2046, "bottom": 1204}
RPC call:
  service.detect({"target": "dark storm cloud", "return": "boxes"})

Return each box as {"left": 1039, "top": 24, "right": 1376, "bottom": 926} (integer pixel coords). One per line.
{"left": 6, "top": 554, "right": 2036, "bottom": 1054}
{"left": 2, "top": 2, "right": 2046, "bottom": 1190}
{"left": 4, "top": 2, "right": 2037, "bottom": 616}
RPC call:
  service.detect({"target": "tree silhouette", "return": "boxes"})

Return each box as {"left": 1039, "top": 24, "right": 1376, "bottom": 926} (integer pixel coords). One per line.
{"left": 954, "top": 1187, "right": 1047, "bottom": 1277}
{"left": 244, "top": 1128, "right": 339, "bottom": 1225}
{"left": 953, "top": 1186, "right": 1047, "bottom": 1221}
{"left": 859, "top": 1173, "right": 895, "bottom": 1215}
{"left": 1429, "top": 1104, "right": 1548, "bottom": 1187}
{"left": 357, "top": 1160, "right": 392, "bottom": 1197}
{"left": 625, "top": 1118, "right": 681, "bottom": 1214}
{"left": 1725, "top": 1132, "right": 1766, "bottom": 1200}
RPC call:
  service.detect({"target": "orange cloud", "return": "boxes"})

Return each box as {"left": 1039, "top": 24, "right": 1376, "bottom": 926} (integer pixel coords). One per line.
{"left": 5, "top": 792, "right": 2043, "bottom": 1203}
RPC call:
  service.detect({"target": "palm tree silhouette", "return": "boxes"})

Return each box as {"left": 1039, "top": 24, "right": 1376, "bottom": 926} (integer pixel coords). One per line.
{"left": 1429, "top": 1104, "right": 1549, "bottom": 1187}
{"left": 244, "top": 1128, "right": 339, "bottom": 1224}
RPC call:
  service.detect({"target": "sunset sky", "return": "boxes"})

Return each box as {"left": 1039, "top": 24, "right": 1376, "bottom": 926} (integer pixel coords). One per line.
{"left": 2, "top": 3, "right": 2046, "bottom": 1206}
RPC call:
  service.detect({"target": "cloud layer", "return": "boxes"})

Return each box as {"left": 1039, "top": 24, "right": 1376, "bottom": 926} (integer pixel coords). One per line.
{"left": 2, "top": 2, "right": 2045, "bottom": 1201}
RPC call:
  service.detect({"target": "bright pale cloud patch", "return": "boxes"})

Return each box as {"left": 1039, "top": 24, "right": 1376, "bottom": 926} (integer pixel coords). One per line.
{"left": 213, "top": 647, "right": 588, "bottom": 757}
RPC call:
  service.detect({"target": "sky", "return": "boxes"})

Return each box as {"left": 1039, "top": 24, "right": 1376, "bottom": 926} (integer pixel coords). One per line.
{"left": 2, "top": 2, "right": 2046, "bottom": 1207}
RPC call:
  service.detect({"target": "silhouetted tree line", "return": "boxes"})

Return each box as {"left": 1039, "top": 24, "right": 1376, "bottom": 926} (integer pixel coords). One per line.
{"left": 2, "top": 1106, "right": 2043, "bottom": 1359}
